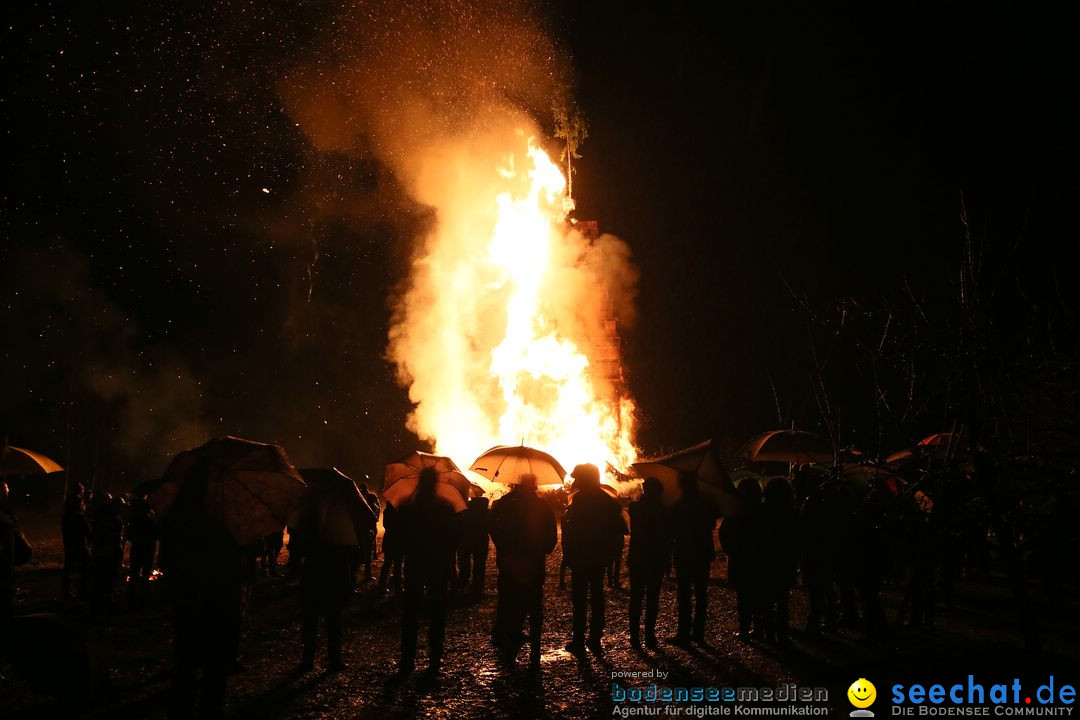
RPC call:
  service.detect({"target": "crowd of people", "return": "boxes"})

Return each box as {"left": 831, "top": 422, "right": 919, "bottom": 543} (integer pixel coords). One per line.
{"left": 0, "top": 454, "right": 1029, "bottom": 720}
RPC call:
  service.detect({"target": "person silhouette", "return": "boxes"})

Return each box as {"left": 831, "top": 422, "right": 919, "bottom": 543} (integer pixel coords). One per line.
{"left": 458, "top": 495, "right": 491, "bottom": 595}
{"left": 761, "top": 477, "right": 798, "bottom": 644}
{"left": 291, "top": 499, "right": 354, "bottom": 673}
{"left": 670, "top": 471, "right": 718, "bottom": 645}
{"left": 627, "top": 477, "right": 671, "bottom": 649}
{"left": 61, "top": 484, "right": 91, "bottom": 601}
{"left": 159, "top": 465, "right": 244, "bottom": 720}
{"left": 396, "top": 467, "right": 462, "bottom": 677}
{"left": 488, "top": 474, "right": 557, "bottom": 668}
{"left": 720, "top": 477, "right": 765, "bottom": 641}
{"left": 561, "top": 463, "right": 625, "bottom": 655}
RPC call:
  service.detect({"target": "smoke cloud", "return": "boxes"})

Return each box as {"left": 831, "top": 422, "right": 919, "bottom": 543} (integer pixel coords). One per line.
{"left": 0, "top": 247, "right": 206, "bottom": 486}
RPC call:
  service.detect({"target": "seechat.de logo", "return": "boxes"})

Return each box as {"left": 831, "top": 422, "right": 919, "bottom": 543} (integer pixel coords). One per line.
{"left": 849, "top": 678, "right": 878, "bottom": 717}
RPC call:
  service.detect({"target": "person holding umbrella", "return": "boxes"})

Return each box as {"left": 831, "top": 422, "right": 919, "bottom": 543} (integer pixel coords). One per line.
{"left": 151, "top": 436, "right": 307, "bottom": 720}
{"left": 382, "top": 451, "right": 470, "bottom": 596}
{"left": 291, "top": 519, "right": 354, "bottom": 673}
{"left": 293, "top": 540, "right": 353, "bottom": 672}
{"left": 396, "top": 466, "right": 463, "bottom": 678}
{"left": 561, "top": 463, "right": 626, "bottom": 655}
{"left": 159, "top": 462, "right": 246, "bottom": 720}
{"left": 292, "top": 467, "right": 375, "bottom": 672}
{"left": 488, "top": 473, "right": 557, "bottom": 668}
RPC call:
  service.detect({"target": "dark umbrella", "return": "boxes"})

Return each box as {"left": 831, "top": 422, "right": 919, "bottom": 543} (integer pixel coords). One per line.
{"left": 737, "top": 430, "right": 834, "bottom": 465}
{"left": 150, "top": 436, "right": 306, "bottom": 546}
{"left": 292, "top": 467, "right": 376, "bottom": 546}
{"left": 632, "top": 439, "right": 738, "bottom": 514}
{"left": 469, "top": 445, "right": 567, "bottom": 487}
{"left": 0, "top": 445, "right": 63, "bottom": 475}
{"left": 839, "top": 464, "right": 904, "bottom": 497}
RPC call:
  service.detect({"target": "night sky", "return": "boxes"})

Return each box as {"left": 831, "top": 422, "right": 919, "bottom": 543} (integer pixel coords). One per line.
{"left": 3, "top": 1, "right": 1078, "bottom": 487}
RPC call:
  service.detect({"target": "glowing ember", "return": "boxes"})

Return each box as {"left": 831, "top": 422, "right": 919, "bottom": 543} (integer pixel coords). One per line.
{"left": 388, "top": 132, "right": 636, "bottom": 489}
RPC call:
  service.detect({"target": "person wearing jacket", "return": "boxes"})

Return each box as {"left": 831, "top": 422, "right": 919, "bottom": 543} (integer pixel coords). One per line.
{"left": 561, "top": 463, "right": 626, "bottom": 655}
{"left": 488, "top": 474, "right": 557, "bottom": 668}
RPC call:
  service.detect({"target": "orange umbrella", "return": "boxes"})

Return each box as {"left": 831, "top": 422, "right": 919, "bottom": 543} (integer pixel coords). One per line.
{"left": 383, "top": 451, "right": 469, "bottom": 512}
{"left": 0, "top": 445, "right": 63, "bottom": 475}
{"left": 384, "top": 451, "right": 471, "bottom": 499}
{"left": 383, "top": 477, "right": 467, "bottom": 512}
{"left": 886, "top": 432, "right": 981, "bottom": 465}
{"left": 469, "top": 445, "right": 567, "bottom": 487}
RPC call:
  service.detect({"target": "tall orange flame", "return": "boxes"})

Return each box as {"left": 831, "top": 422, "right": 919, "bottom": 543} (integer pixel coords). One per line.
{"left": 389, "top": 131, "right": 636, "bottom": 490}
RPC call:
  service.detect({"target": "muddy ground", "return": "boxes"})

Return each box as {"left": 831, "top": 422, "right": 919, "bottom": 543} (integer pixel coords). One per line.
{"left": 2, "top": 507, "right": 1078, "bottom": 720}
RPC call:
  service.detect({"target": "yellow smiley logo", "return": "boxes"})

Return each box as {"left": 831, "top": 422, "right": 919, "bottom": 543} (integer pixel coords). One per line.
{"left": 848, "top": 678, "right": 877, "bottom": 708}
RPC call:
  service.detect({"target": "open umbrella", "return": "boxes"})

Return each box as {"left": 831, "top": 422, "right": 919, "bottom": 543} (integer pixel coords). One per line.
{"left": 292, "top": 467, "right": 376, "bottom": 546}
{"left": 839, "top": 464, "right": 904, "bottom": 497}
{"left": 886, "top": 432, "right": 979, "bottom": 465}
{"left": 383, "top": 476, "right": 467, "bottom": 512}
{"left": 737, "top": 430, "right": 834, "bottom": 464}
{"left": 150, "top": 436, "right": 306, "bottom": 546}
{"left": 632, "top": 439, "right": 738, "bottom": 513}
{"left": 469, "top": 445, "right": 567, "bottom": 486}
{"left": 384, "top": 451, "right": 471, "bottom": 499}
{"left": 0, "top": 445, "right": 64, "bottom": 475}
